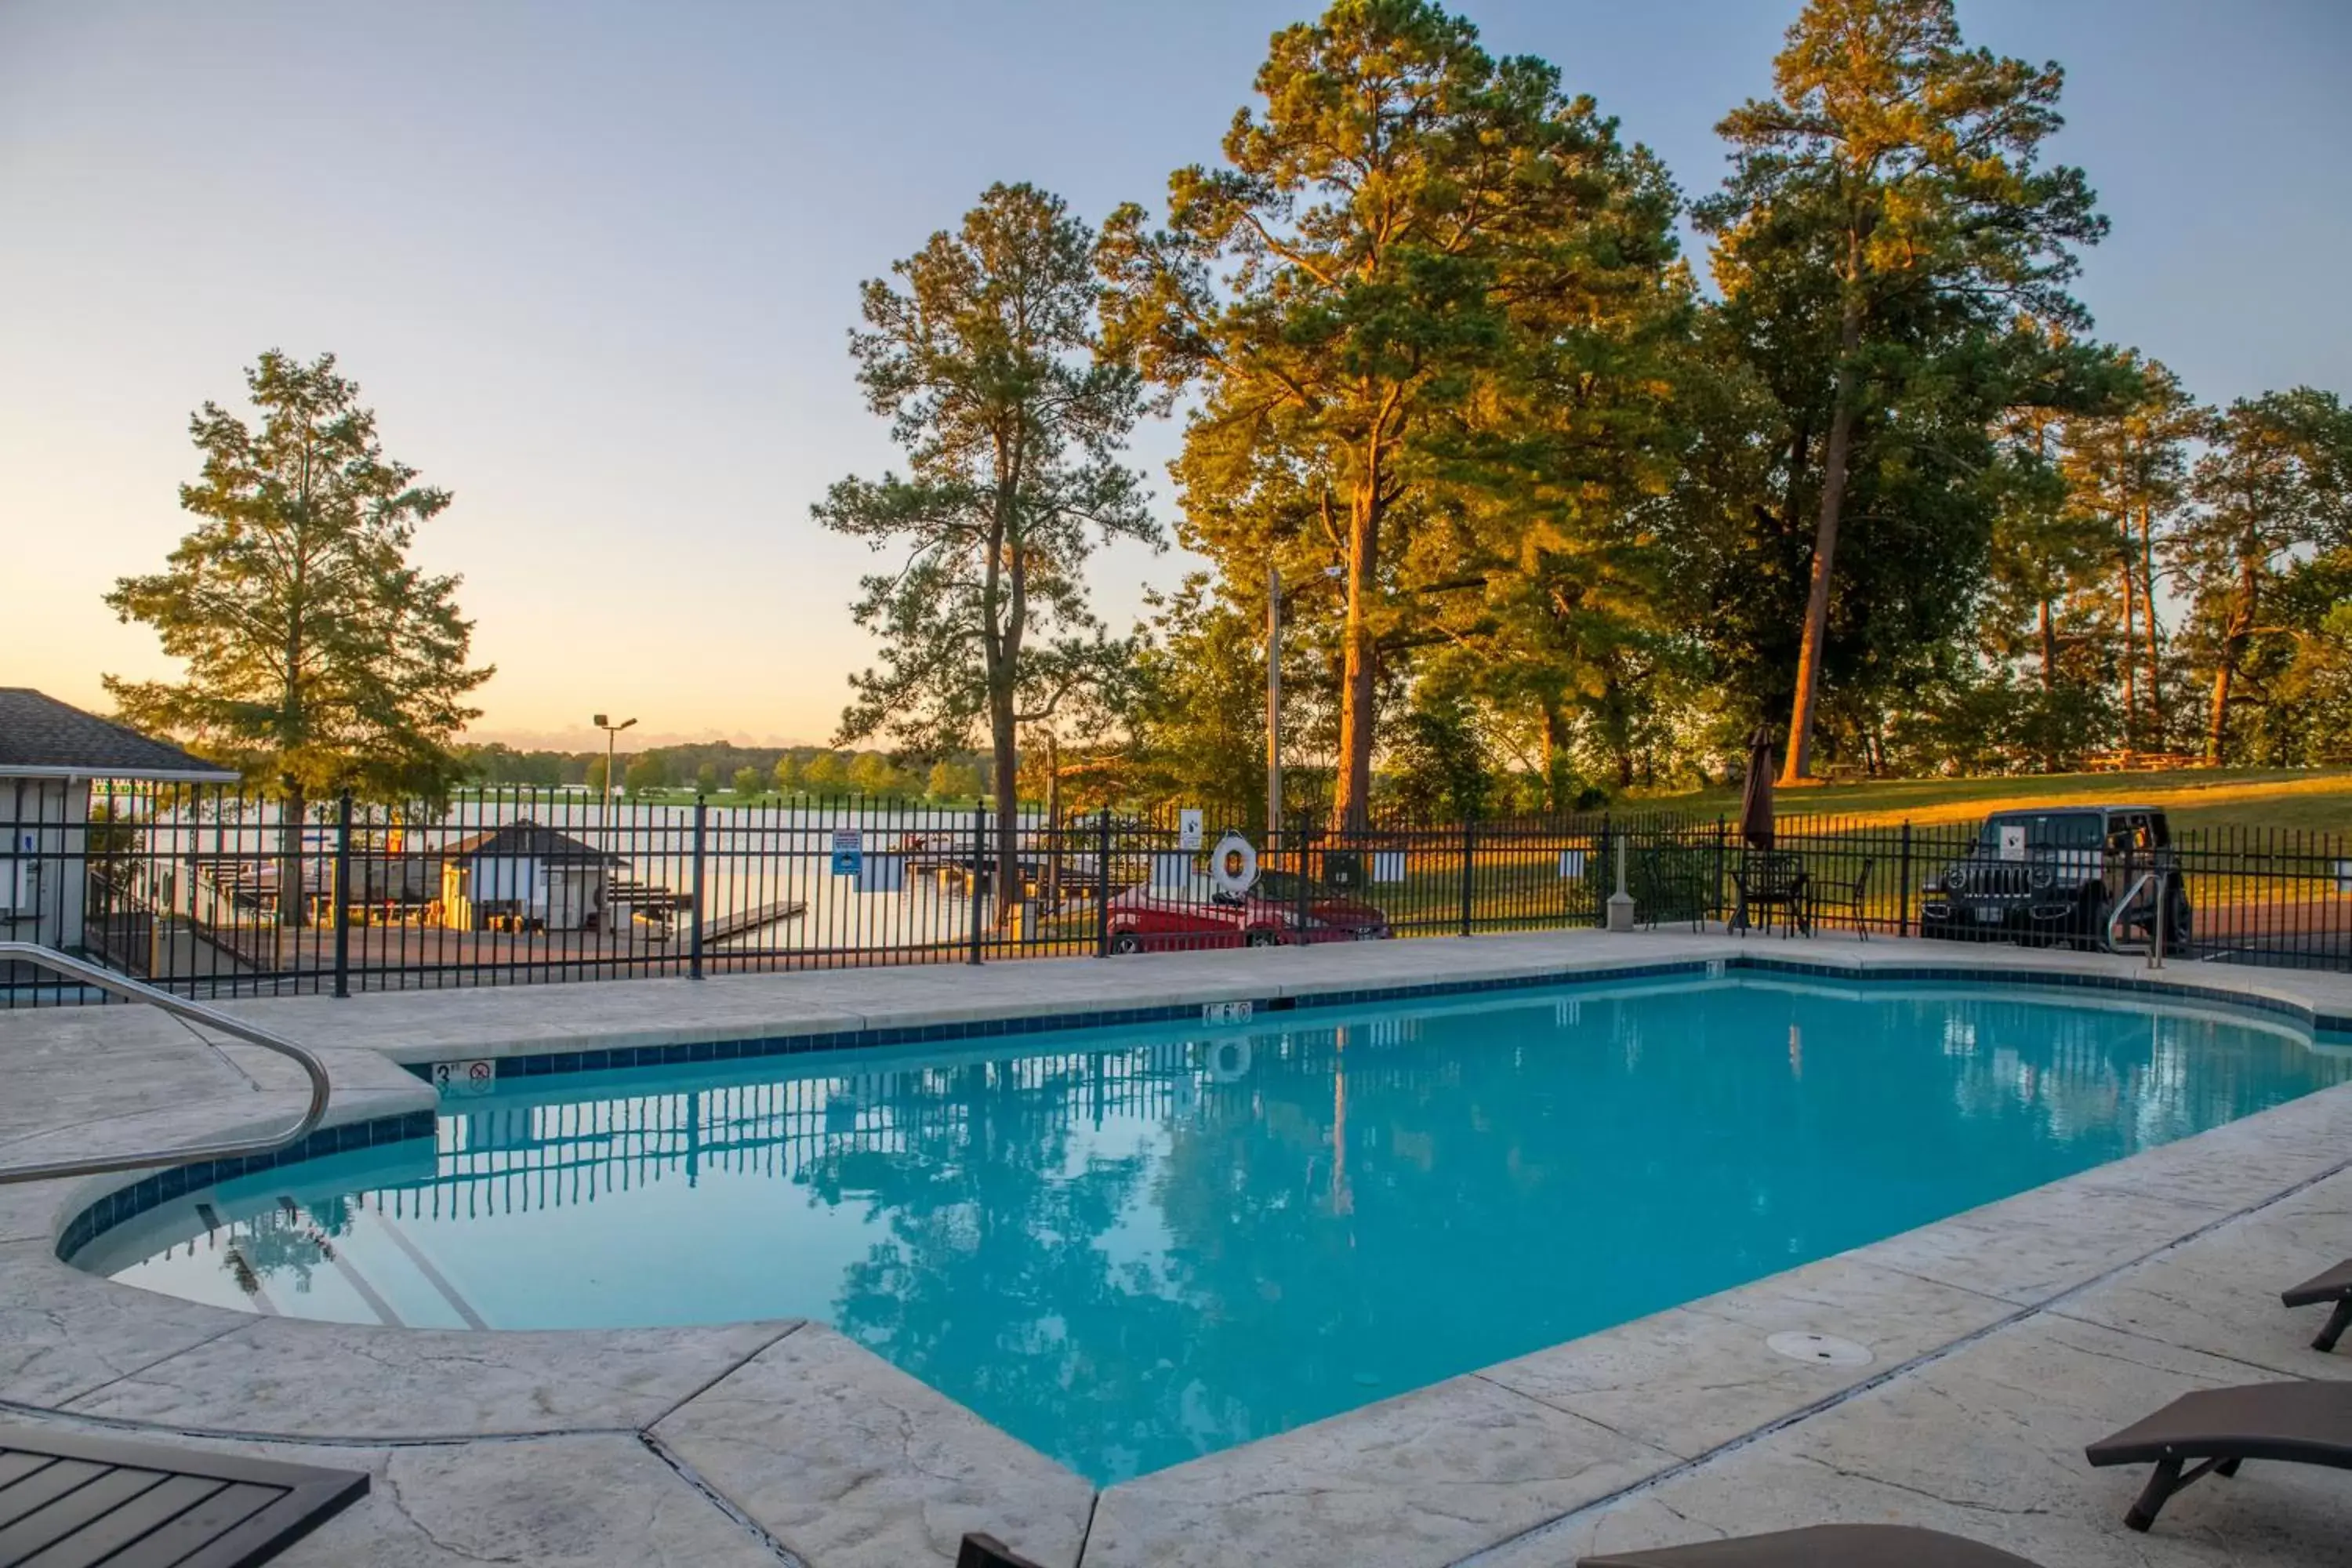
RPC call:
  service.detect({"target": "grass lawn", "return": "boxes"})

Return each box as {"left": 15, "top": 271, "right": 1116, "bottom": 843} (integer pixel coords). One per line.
{"left": 1635, "top": 767, "right": 2352, "bottom": 836}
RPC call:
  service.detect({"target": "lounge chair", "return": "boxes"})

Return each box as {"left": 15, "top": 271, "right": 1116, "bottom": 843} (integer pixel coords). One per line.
{"left": 959, "top": 1534, "right": 1047, "bottom": 1568}
{"left": 0, "top": 1421, "right": 367, "bottom": 1565}
{"left": 2284, "top": 1258, "right": 2352, "bottom": 1352}
{"left": 2084, "top": 1379, "right": 2352, "bottom": 1530}
{"left": 1581, "top": 1523, "right": 2042, "bottom": 1567}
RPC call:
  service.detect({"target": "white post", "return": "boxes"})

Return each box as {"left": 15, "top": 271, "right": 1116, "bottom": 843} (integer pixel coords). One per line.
{"left": 1605, "top": 829, "right": 1636, "bottom": 932}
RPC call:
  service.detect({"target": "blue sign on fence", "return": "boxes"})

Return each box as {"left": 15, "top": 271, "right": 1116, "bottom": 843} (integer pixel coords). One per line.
{"left": 830, "top": 828, "right": 863, "bottom": 878}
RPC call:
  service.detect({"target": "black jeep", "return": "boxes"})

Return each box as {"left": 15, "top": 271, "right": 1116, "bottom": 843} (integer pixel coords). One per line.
{"left": 1919, "top": 805, "right": 2191, "bottom": 953}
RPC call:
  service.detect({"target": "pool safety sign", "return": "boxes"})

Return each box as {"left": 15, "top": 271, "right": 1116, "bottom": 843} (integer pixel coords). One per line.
{"left": 830, "top": 828, "right": 863, "bottom": 877}
{"left": 1998, "top": 824, "right": 2028, "bottom": 862}
{"left": 431, "top": 1058, "right": 496, "bottom": 1097}
{"left": 1178, "top": 808, "right": 1204, "bottom": 850}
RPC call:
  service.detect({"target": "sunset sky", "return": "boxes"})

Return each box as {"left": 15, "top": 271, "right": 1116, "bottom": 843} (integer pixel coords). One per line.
{"left": 3, "top": 0, "right": 2346, "bottom": 750}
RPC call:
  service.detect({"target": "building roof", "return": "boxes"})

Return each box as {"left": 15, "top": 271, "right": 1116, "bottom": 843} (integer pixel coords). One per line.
{"left": 0, "top": 689, "right": 241, "bottom": 782}
{"left": 445, "top": 820, "right": 619, "bottom": 863}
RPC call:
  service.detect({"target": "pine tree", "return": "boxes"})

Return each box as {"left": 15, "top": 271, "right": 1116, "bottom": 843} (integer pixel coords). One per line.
{"left": 2057, "top": 354, "right": 2208, "bottom": 751}
{"left": 1695, "top": 0, "right": 2104, "bottom": 781}
{"left": 1102, "top": 0, "right": 1684, "bottom": 827}
{"left": 2175, "top": 389, "right": 2352, "bottom": 761}
{"left": 818, "top": 183, "right": 1155, "bottom": 918}
{"left": 105, "top": 350, "right": 489, "bottom": 923}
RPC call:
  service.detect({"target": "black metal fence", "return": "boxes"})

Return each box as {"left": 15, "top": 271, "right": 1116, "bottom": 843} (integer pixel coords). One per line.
{"left": 4, "top": 781, "right": 2347, "bottom": 1006}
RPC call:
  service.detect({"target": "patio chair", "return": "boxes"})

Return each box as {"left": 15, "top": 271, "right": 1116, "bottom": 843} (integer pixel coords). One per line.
{"left": 1634, "top": 846, "right": 1707, "bottom": 934}
{"left": 2084, "top": 1379, "right": 2352, "bottom": 1530}
{"left": 959, "top": 1534, "right": 1048, "bottom": 1568}
{"left": 1805, "top": 858, "right": 1875, "bottom": 941}
{"left": 1581, "top": 1523, "right": 2042, "bottom": 1567}
{"left": 2285, "top": 1258, "right": 2352, "bottom": 1352}
{"left": 1730, "top": 851, "right": 1809, "bottom": 938}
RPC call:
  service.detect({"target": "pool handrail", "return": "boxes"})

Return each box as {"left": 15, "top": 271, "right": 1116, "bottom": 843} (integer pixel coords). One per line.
{"left": 0, "top": 942, "right": 335, "bottom": 1186}
{"left": 2103, "top": 870, "right": 2167, "bottom": 968}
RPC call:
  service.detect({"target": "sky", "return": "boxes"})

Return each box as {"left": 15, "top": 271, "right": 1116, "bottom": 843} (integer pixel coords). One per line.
{"left": 2, "top": 1, "right": 2347, "bottom": 751}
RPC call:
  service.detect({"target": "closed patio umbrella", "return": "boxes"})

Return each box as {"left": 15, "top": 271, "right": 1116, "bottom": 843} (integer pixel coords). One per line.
{"left": 1739, "top": 726, "right": 1777, "bottom": 851}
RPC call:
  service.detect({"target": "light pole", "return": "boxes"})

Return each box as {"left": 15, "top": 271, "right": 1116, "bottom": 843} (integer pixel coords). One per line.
{"left": 592, "top": 713, "right": 637, "bottom": 808}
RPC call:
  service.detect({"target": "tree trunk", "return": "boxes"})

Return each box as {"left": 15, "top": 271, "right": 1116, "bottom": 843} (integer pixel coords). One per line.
{"left": 2038, "top": 599, "right": 2056, "bottom": 691}
{"left": 1539, "top": 701, "right": 1566, "bottom": 813}
{"left": 2140, "top": 505, "right": 2164, "bottom": 745}
{"left": 2205, "top": 660, "right": 2232, "bottom": 767}
{"left": 2118, "top": 544, "right": 2137, "bottom": 750}
{"left": 278, "top": 786, "right": 309, "bottom": 931}
{"left": 1780, "top": 288, "right": 1864, "bottom": 786}
{"left": 1332, "top": 471, "right": 1382, "bottom": 832}
{"left": 1043, "top": 731, "right": 1062, "bottom": 911}
{"left": 989, "top": 691, "right": 1022, "bottom": 929}
{"left": 2206, "top": 552, "right": 2260, "bottom": 766}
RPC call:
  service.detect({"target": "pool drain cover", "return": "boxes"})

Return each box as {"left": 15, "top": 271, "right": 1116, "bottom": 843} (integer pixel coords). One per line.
{"left": 1766, "top": 1330, "right": 1872, "bottom": 1367}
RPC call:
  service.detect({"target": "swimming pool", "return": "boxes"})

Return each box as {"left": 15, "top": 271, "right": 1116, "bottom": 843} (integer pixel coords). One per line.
{"left": 76, "top": 975, "right": 2349, "bottom": 1483}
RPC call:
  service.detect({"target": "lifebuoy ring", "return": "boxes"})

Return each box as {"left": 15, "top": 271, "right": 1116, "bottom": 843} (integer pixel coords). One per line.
{"left": 1207, "top": 1037, "right": 1253, "bottom": 1080}
{"left": 1210, "top": 833, "right": 1259, "bottom": 896}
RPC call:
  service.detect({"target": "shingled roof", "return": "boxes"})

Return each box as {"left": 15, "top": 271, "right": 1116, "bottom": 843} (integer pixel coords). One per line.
{"left": 0, "top": 689, "right": 241, "bottom": 782}
{"left": 445, "top": 819, "right": 619, "bottom": 863}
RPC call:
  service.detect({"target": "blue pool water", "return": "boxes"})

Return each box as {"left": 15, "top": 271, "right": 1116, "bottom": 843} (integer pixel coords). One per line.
{"left": 84, "top": 977, "right": 2348, "bottom": 1483}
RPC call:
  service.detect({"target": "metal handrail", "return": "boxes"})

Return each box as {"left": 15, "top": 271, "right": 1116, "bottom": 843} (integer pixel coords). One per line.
{"left": 0, "top": 942, "right": 333, "bottom": 1185}
{"left": 2104, "top": 870, "right": 2162, "bottom": 964}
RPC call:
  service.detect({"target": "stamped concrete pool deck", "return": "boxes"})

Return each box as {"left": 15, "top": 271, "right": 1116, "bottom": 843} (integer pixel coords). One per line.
{"left": 2, "top": 931, "right": 2348, "bottom": 1567}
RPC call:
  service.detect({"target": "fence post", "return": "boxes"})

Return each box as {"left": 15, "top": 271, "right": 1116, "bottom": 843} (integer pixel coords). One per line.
{"left": 331, "top": 791, "right": 354, "bottom": 999}
{"left": 1897, "top": 822, "right": 1913, "bottom": 939}
{"left": 1094, "top": 808, "right": 1112, "bottom": 956}
{"left": 1295, "top": 812, "right": 1313, "bottom": 933}
{"left": 968, "top": 799, "right": 987, "bottom": 965}
{"left": 1459, "top": 817, "right": 1475, "bottom": 938}
{"left": 688, "top": 796, "right": 708, "bottom": 980}
{"left": 1713, "top": 815, "right": 1727, "bottom": 927}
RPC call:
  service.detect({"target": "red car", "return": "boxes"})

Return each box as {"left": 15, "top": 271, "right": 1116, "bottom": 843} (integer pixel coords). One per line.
{"left": 1252, "top": 869, "right": 1392, "bottom": 944}
{"left": 1103, "top": 875, "right": 1390, "bottom": 954}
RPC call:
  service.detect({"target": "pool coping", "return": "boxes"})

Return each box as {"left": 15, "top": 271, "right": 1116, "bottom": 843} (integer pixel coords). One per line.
{"left": 6, "top": 930, "right": 2352, "bottom": 1567}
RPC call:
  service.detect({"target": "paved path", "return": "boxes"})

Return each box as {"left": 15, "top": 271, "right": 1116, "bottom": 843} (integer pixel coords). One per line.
{"left": 0, "top": 933, "right": 2346, "bottom": 1566}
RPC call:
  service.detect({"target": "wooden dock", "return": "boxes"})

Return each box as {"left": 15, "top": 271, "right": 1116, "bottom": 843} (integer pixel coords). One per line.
{"left": 701, "top": 899, "right": 807, "bottom": 945}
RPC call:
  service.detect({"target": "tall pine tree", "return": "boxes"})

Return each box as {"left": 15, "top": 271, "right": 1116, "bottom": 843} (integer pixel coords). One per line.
{"left": 105, "top": 350, "right": 489, "bottom": 923}
{"left": 1102, "top": 0, "right": 1684, "bottom": 828}
{"left": 1695, "top": 0, "right": 2104, "bottom": 781}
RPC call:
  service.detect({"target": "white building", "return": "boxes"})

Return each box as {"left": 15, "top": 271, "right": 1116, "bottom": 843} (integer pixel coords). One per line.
{"left": 0, "top": 688, "right": 240, "bottom": 955}
{"left": 437, "top": 820, "right": 619, "bottom": 932}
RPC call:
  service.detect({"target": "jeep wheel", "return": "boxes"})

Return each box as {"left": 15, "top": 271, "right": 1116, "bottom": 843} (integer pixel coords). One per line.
{"left": 2163, "top": 884, "right": 2194, "bottom": 952}
{"left": 2078, "top": 884, "right": 2110, "bottom": 949}
{"left": 1109, "top": 931, "right": 1142, "bottom": 956}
